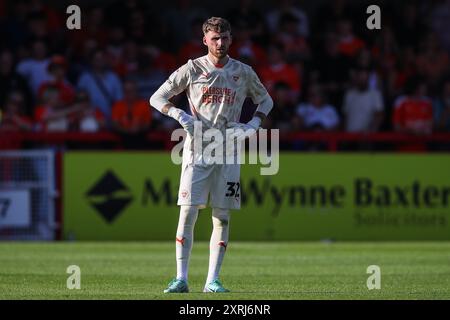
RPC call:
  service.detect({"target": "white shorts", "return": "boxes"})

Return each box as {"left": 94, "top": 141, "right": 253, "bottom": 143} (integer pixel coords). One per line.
{"left": 177, "top": 137, "right": 241, "bottom": 209}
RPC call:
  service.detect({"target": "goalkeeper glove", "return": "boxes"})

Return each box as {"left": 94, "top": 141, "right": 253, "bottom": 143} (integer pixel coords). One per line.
{"left": 226, "top": 116, "right": 262, "bottom": 140}
{"left": 168, "top": 107, "right": 195, "bottom": 135}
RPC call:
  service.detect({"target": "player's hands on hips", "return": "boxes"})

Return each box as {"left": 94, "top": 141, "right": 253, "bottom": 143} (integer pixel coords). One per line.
{"left": 226, "top": 117, "right": 261, "bottom": 140}
{"left": 178, "top": 112, "right": 195, "bottom": 136}
{"left": 168, "top": 107, "right": 195, "bottom": 135}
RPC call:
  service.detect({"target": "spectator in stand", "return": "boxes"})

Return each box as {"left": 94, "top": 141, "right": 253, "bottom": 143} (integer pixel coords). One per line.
{"left": 372, "top": 25, "right": 400, "bottom": 75}
{"left": 161, "top": 0, "right": 209, "bottom": 50}
{"left": 105, "top": 0, "right": 149, "bottom": 30}
{"left": 111, "top": 79, "right": 151, "bottom": 148}
{"left": 353, "top": 48, "right": 379, "bottom": 90}
{"left": 34, "top": 85, "right": 74, "bottom": 132}
{"left": 112, "top": 79, "right": 151, "bottom": 132}
{"left": 393, "top": 76, "right": 433, "bottom": 135}
{"left": 0, "top": 49, "right": 33, "bottom": 116}
{"left": 393, "top": 2, "right": 428, "bottom": 50}
{"left": 229, "top": 19, "right": 267, "bottom": 68}
{"left": 313, "top": 0, "right": 351, "bottom": 35}
{"left": 37, "top": 55, "right": 75, "bottom": 107}
{"left": 336, "top": 19, "right": 365, "bottom": 58}
{"left": 70, "top": 7, "right": 109, "bottom": 54}
{"left": 1, "top": 0, "right": 30, "bottom": 50}
{"left": 127, "top": 53, "right": 166, "bottom": 101}
{"left": 274, "top": 13, "right": 310, "bottom": 62}
{"left": 296, "top": 85, "right": 339, "bottom": 151}
{"left": 266, "top": 0, "right": 309, "bottom": 38}
{"left": 28, "top": 0, "right": 64, "bottom": 33}
{"left": 258, "top": 45, "right": 301, "bottom": 101}
{"left": 16, "top": 39, "right": 51, "bottom": 97}
{"left": 77, "top": 49, "right": 123, "bottom": 120}
{"left": 127, "top": 9, "right": 153, "bottom": 44}
{"left": 26, "top": 1, "right": 67, "bottom": 53}
{"left": 386, "top": 46, "right": 418, "bottom": 102}
{"left": 343, "top": 67, "right": 384, "bottom": 133}
{"left": 3, "top": 5, "right": 59, "bottom": 52}
{"left": 392, "top": 76, "right": 434, "bottom": 151}
{"left": 416, "top": 32, "right": 450, "bottom": 93}
{"left": 226, "top": 0, "right": 267, "bottom": 45}
{"left": 112, "top": 40, "right": 140, "bottom": 78}
{"left": 264, "top": 81, "right": 300, "bottom": 133}
{"left": 310, "top": 32, "right": 350, "bottom": 110}
{"left": 372, "top": 25, "right": 404, "bottom": 101}
{"left": 297, "top": 85, "right": 340, "bottom": 132}
{"left": 142, "top": 44, "right": 177, "bottom": 76}
{"left": 68, "top": 37, "right": 99, "bottom": 84}
{"left": 25, "top": 12, "right": 49, "bottom": 43}
{"left": 429, "top": 0, "right": 450, "bottom": 52}
{"left": 434, "top": 78, "right": 450, "bottom": 132}
{"left": 106, "top": 26, "right": 126, "bottom": 73}
{"left": 178, "top": 18, "right": 207, "bottom": 64}
{"left": 71, "top": 90, "right": 106, "bottom": 133}
{"left": 0, "top": 91, "right": 33, "bottom": 131}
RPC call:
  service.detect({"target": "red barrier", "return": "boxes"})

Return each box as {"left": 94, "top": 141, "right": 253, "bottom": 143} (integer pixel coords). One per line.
{"left": 1, "top": 131, "right": 450, "bottom": 151}
{"left": 280, "top": 132, "right": 450, "bottom": 151}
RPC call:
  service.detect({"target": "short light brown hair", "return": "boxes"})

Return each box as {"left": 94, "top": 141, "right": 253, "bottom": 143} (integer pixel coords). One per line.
{"left": 202, "top": 17, "right": 231, "bottom": 35}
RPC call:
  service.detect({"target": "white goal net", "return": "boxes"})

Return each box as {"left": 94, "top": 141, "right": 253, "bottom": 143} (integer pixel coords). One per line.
{"left": 0, "top": 150, "right": 57, "bottom": 240}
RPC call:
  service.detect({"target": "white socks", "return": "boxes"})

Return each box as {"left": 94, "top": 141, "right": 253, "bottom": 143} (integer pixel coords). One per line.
{"left": 176, "top": 205, "right": 199, "bottom": 281}
{"left": 174, "top": 206, "right": 230, "bottom": 285}
{"left": 206, "top": 208, "right": 230, "bottom": 285}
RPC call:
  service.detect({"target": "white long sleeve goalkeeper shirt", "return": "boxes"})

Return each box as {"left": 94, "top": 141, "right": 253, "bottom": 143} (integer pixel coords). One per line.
{"left": 150, "top": 55, "right": 273, "bottom": 131}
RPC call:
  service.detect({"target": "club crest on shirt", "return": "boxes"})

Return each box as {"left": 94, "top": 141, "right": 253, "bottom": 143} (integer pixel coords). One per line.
{"left": 181, "top": 190, "right": 189, "bottom": 199}
{"left": 232, "top": 75, "right": 240, "bottom": 82}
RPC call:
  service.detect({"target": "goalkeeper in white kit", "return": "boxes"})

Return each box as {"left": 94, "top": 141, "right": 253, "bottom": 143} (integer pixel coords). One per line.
{"left": 150, "top": 17, "right": 273, "bottom": 293}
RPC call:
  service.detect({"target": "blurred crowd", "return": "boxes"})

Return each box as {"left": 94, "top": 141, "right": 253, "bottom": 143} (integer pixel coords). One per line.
{"left": 1, "top": 0, "right": 450, "bottom": 147}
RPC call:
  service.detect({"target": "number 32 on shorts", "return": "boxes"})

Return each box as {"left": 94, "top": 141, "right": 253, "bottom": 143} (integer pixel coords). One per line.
{"left": 225, "top": 182, "right": 240, "bottom": 198}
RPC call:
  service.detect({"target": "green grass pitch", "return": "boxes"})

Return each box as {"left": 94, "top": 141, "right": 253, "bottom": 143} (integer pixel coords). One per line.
{"left": 0, "top": 242, "right": 449, "bottom": 299}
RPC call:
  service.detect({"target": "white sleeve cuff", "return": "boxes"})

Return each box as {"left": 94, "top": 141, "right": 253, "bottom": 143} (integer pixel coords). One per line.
{"left": 255, "top": 93, "right": 274, "bottom": 116}
{"left": 247, "top": 117, "right": 261, "bottom": 130}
